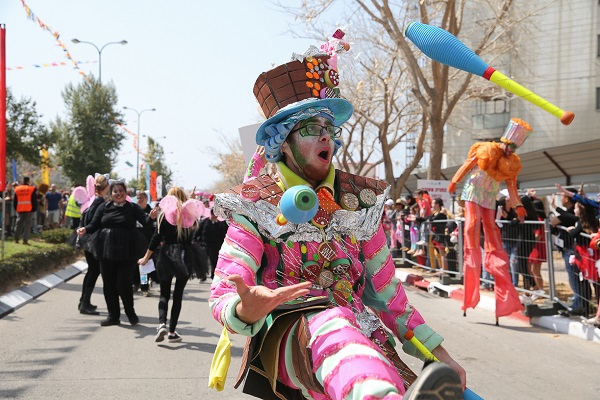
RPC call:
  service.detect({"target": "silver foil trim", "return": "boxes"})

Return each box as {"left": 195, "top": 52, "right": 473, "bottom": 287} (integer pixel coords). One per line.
{"left": 291, "top": 45, "right": 327, "bottom": 62}
{"left": 214, "top": 186, "right": 390, "bottom": 244}
{"left": 355, "top": 309, "right": 383, "bottom": 338}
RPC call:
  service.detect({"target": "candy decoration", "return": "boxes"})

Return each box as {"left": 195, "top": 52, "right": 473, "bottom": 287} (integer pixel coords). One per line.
{"left": 334, "top": 279, "right": 353, "bottom": 298}
{"left": 358, "top": 188, "right": 377, "bottom": 208}
{"left": 317, "top": 270, "right": 335, "bottom": 288}
{"left": 330, "top": 258, "right": 351, "bottom": 275}
{"left": 276, "top": 214, "right": 288, "bottom": 225}
{"left": 324, "top": 69, "right": 339, "bottom": 88}
{"left": 311, "top": 208, "right": 331, "bottom": 228}
{"left": 340, "top": 193, "right": 359, "bottom": 211}
{"left": 332, "top": 290, "right": 350, "bottom": 306}
{"left": 302, "top": 261, "right": 322, "bottom": 281}
{"left": 240, "top": 184, "right": 260, "bottom": 202}
{"left": 317, "top": 242, "right": 337, "bottom": 262}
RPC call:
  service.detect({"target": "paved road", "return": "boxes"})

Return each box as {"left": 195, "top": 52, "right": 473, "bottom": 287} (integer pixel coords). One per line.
{"left": 1, "top": 269, "right": 598, "bottom": 399}
{"left": 0, "top": 273, "right": 247, "bottom": 400}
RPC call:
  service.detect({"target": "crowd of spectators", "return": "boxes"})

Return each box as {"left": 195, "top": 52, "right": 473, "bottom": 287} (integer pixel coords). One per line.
{"left": 2, "top": 180, "right": 74, "bottom": 237}
{"left": 387, "top": 190, "right": 459, "bottom": 276}
{"left": 391, "top": 184, "right": 600, "bottom": 326}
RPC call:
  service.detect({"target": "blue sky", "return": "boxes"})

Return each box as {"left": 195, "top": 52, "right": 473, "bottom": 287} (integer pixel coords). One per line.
{"left": 2, "top": 0, "right": 320, "bottom": 190}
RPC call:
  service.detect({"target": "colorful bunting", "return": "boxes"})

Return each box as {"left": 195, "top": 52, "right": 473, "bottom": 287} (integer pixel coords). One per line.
{"left": 18, "top": 1, "right": 147, "bottom": 167}
{"left": 6, "top": 60, "right": 97, "bottom": 71}
{"left": 18, "top": 0, "right": 89, "bottom": 80}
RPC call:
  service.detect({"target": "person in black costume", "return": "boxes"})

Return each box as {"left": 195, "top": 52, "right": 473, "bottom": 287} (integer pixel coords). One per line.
{"left": 77, "top": 174, "right": 110, "bottom": 315}
{"left": 138, "top": 187, "right": 208, "bottom": 343}
{"left": 134, "top": 191, "right": 158, "bottom": 296}
{"left": 77, "top": 180, "right": 156, "bottom": 327}
{"left": 515, "top": 194, "right": 538, "bottom": 290}
{"left": 196, "top": 208, "right": 228, "bottom": 279}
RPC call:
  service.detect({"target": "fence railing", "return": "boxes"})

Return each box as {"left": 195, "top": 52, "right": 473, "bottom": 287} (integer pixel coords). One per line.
{"left": 391, "top": 217, "right": 599, "bottom": 317}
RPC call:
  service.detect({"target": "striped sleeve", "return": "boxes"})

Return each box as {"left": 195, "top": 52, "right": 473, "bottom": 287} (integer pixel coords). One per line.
{"left": 209, "top": 213, "right": 267, "bottom": 336}
{"left": 362, "top": 225, "right": 443, "bottom": 359}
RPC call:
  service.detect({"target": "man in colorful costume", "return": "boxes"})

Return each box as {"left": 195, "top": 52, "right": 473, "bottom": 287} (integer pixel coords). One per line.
{"left": 448, "top": 118, "right": 530, "bottom": 321}
{"left": 210, "top": 37, "right": 465, "bottom": 400}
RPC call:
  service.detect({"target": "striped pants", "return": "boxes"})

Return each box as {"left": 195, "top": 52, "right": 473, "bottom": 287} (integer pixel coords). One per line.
{"left": 278, "top": 307, "right": 405, "bottom": 399}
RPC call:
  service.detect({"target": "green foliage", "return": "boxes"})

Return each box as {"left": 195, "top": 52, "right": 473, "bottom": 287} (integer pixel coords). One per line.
{"left": 6, "top": 88, "right": 54, "bottom": 165}
{"left": 41, "top": 228, "right": 74, "bottom": 244}
{"left": 52, "top": 77, "right": 125, "bottom": 185}
{"left": 138, "top": 136, "right": 173, "bottom": 195}
{"left": 0, "top": 244, "right": 79, "bottom": 292}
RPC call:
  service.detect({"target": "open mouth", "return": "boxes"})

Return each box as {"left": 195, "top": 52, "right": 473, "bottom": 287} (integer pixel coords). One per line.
{"left": 318, "top": 150, "right": 330, "bottom": 161}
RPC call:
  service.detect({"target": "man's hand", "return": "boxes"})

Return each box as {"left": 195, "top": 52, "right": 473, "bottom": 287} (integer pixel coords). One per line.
{"left": 76, "top": 227, "right": 86, "bottom": 237}
{"left": 448, "top": 182, "right": 457, "bottom": 194}
{"left": 255, "top": 145, "right": 267, "bottom": 165}
{"left": 432, "top": 345, "right": 467, "bottom": 390}
{"left": 555, "top": 183, "right": 574, "bottom": 198}
{"left": 228, "top": 274, "right": 312, "bottom": 325}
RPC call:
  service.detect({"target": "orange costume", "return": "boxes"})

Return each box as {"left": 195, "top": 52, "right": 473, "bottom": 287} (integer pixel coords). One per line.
{"left": 448, "top": 118, "right": 531, "bottom": 319}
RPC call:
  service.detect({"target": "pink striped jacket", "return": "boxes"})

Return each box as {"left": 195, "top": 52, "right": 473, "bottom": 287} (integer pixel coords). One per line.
{"left": 209, "top": 176, "right": 443, "bottom": 358}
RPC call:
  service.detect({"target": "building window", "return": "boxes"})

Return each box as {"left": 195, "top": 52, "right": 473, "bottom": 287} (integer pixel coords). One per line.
{"left": 596, "top": 87, "right": 600, "bottom": 110}
{"left": 598, "top": 35, "right": 600, "bottom": 57}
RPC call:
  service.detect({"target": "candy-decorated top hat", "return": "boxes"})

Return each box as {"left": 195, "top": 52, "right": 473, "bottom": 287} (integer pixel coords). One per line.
{"left": 253, "top": 33, "right": 354, "bottom": 162}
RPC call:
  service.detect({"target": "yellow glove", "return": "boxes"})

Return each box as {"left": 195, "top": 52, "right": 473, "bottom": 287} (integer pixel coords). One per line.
{"left": 208, "top": 328, "right": 232, "bottom": 391}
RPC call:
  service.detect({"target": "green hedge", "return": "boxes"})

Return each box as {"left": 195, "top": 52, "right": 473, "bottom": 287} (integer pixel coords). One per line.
{"left": 41, "top": 228, "right": 75, "bottom": 244}
{"left": 0, "top": 244, "right": 81, "bottom": 292}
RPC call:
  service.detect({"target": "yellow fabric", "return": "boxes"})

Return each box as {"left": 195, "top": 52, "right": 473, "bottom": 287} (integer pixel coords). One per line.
{"left": 208, "top": 328, "right": 232, "bottom": 391}
{"left": 41, "top": 148, "right": 50, "bottom": 185}
{"left": 276, "top": 161, "right": 335, "bottom": 194}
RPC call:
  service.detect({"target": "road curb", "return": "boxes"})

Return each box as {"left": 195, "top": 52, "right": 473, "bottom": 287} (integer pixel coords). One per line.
{"left": 395, "top": 267, "right": 600, "bottom": 343}
{"left": 0, "top": 260, "right": 87, "bottom": 319}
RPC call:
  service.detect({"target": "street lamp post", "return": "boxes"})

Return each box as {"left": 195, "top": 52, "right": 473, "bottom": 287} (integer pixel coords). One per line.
{"left": 123, "top": 107, "right": 156, "bottom": 189}
{"left": 71, "top": 38, "right": 128, "bottom": 83}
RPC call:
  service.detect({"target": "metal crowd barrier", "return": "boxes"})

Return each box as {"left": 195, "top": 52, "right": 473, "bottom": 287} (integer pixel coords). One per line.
{"left": 392, "top": 217, "right": 599, "bottom": 318}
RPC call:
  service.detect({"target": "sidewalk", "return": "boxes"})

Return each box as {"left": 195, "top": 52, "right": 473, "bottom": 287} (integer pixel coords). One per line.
{"left": 2, "top": 259, "right": 599, "bottom": 344}
{"left": 394, "top": 263, "right": 600, "bottom": 345}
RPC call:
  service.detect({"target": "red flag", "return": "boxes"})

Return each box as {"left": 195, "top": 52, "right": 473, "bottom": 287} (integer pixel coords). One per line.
{"left": 0, "top": 25, "right": 7, "bottom": 192}
{"left": 150, "top": 170, "right": 157, "bottom": 202}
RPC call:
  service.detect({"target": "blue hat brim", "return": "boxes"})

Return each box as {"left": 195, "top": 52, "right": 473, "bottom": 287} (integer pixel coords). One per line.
{"left": 256, "top": 98, "right": 353, "bottom": 145}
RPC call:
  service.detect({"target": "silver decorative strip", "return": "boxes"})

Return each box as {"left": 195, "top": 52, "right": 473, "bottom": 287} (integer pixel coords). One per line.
{"left": 355, "top": 309, "right": 383, "bottom": 338}
{"left": 214, "top": 186, "right": 390, "bottom": 243}
{"left": 290, "top": 45, "right": 327, "bottom": 62}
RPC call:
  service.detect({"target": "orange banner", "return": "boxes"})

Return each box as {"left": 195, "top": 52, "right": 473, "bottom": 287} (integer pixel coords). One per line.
{"left": 150, "top": 171, "right": 157, "bottom": 201}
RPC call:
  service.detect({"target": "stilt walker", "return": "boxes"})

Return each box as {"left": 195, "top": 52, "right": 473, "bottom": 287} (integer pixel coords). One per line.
{"left": 448, "top": 118, "right": 531, "bottom": 322}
